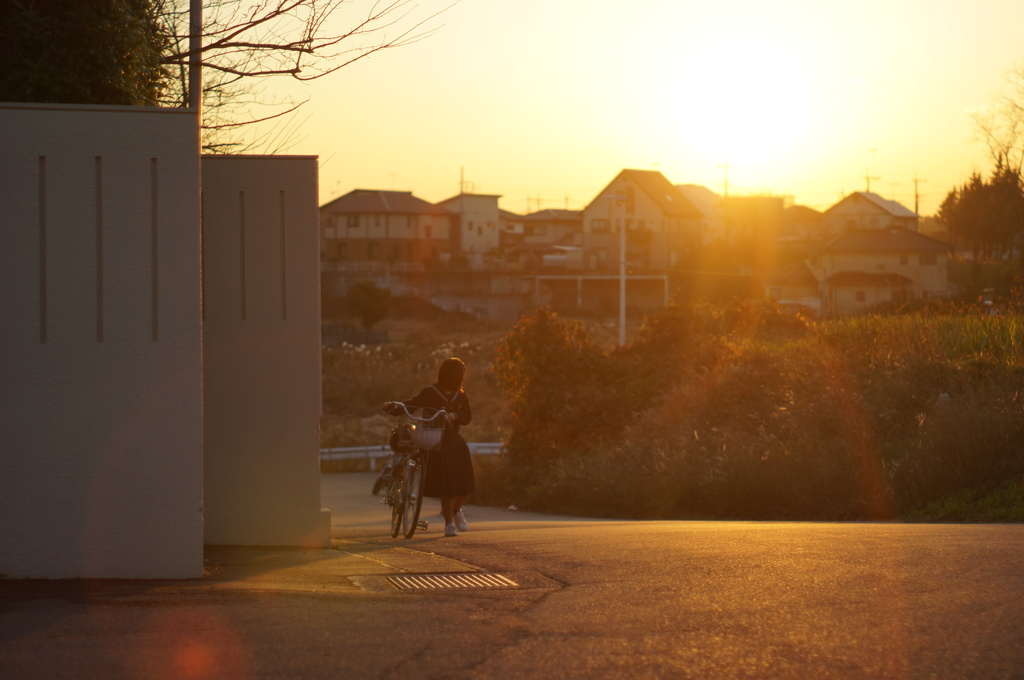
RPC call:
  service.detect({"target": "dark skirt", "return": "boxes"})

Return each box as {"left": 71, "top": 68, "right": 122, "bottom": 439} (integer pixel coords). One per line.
{"left": 423, "top": 431, "right": 475, "bottom": 498}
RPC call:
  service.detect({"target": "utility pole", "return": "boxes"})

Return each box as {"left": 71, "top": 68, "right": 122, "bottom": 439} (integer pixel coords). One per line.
{"left": 188, "top": 0, "right": 202, "bottom": 115}
{"left": 719, "top": 158, "right": 731, "bottom": 242}
{"left": 913, "top": 173, "right": 928, "bottom": 215}
{"left": 864, "top": 168, "right": 880, "bottom": 192}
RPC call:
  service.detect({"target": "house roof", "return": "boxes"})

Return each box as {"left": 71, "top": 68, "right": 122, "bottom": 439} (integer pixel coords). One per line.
{"left": 522, "top": 209, "right": 582, "bottom": 222}
{"left": 320, "top": 189, "right": 452, "bottom": 215}
{"left": 825, "top": 191, "right": 919, "bottom": 219}
{"left": 590, "top": 169, "right": 702, "bottom": 218}
{"left": 621, "top": 169, "right": 703, "bottom": 218}
{"left": 768, "top": 261, "right": 819, "bottom": 286}
{"left": 675, "top": 184, "right": 722, "bottom": 218}
{"left": 784, "top": 204, "right": 822, "bottom": 223}
{"left": 822, "top": 228, "right": 953, "bottom": 254}
{"left": 437, "top": 192, "right": 503, "bottom": 206}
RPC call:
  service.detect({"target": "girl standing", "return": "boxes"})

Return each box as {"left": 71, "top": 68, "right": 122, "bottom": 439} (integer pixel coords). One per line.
{"left": 384, "top": 357, "right": 474, "bottom": 536}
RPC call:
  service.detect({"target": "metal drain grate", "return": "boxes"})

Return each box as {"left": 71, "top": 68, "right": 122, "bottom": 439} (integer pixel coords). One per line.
{"left": 387, "top": 573, "right": 518, "bottom": 590}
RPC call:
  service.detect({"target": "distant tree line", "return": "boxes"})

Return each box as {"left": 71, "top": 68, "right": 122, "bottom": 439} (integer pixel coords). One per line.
{"left": 938, "top": 61, "right": 1024, "bottom": 267}
{"left": 938, "top": 162, "right": 1024, "bottom": 262}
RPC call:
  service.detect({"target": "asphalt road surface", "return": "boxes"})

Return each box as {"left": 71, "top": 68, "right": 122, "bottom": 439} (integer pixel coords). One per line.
{"left": 1, "top": 472, "right": 1023, "bottom": 680}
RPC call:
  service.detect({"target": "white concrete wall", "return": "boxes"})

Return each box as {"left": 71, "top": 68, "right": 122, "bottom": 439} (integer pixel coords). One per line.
{"left": 0, "top": 103, "right": 203, "bottom": 578}
{"left": 201, "top": 156, "right": 330, "bottom": 547}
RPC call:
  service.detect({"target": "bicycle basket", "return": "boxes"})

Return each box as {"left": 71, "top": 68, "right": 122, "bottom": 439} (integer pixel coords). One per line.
{"left": 409, "top": 424, "right": 444, "bottom": 451}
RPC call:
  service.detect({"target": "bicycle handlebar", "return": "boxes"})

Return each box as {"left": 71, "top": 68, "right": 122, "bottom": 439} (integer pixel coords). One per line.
{"left": 384, "top": 401, "right": 447, "bottom": 423}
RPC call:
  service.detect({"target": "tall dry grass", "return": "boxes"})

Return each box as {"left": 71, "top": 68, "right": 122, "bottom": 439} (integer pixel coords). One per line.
{"left": 320, "top": 316, "right": 511, "bottom": 448}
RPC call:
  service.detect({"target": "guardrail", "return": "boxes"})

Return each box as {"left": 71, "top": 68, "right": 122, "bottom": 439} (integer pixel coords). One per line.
{"left": 320, "top": 442, "right": 503, "bottom": 470}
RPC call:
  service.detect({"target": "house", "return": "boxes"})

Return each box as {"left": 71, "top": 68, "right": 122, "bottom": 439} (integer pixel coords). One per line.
{"left": 504, "top": 209, "right": 584, "bottom": 269}
{"left": 764, "top": 261, "right": 822, "bottom": 316}
{"left": 437, "top": 193, "right": 502, "bottom": 267}
{"left": 498, "top": 208, "right": 525, "bottom": 251}
{"left": 812, "top": 228, "right": 954, "bottom": 315}
{"left": 766, "top": 227, "right": 954, "bottom": 317}
{"left": 781, "top": 204, "right": 823, "bottom": 243}
{"left": 319, "top": 189, "right": 455, "bottom": 277}
{"left": 581, "top": 169, "right": 703, "bottom": 271}
{"left": 821, "top": 191, "right": 918, "bottom": 237}
{"left": 677, "top": 184, "right": 723, "bottom": 245}
{"left": 722, "top": 194, "right": 788, "bottom": 275}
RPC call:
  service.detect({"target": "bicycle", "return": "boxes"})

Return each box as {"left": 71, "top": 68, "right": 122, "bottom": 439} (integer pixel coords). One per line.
{"left": 378, "top": 402, "right": 446, "bottom": 539}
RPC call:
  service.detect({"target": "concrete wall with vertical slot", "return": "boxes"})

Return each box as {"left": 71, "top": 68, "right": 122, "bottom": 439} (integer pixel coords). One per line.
{"left": 0, "top": 103, "right": 203, "bottom": 578}
{"left": 201, "top": 155, "right": 330, "bottom": 547}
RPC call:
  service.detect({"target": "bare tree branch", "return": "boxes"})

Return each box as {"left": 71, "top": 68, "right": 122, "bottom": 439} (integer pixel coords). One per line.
{"left": 974, "top": 62, "right": 1024, "bottom": 179}
{"left": 156, "top": 0, "right": 458, "bottom": 153}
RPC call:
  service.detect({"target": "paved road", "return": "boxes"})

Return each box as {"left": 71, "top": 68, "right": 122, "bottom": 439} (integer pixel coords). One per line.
{"left": 2, "top": 473, "right": 1023, "bottom": 679}
{"left": 330, "top": 473, "right": 1024, "bottom": 679}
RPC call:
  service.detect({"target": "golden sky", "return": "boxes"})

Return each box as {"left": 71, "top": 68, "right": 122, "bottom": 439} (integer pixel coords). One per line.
{"left": 263, "top": 0, "right": 1024, "bottom": 217}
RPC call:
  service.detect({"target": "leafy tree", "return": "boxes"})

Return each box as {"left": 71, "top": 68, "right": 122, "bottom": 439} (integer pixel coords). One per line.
{"left": 938, "top": 165, "right": 1024, "bottom": 261}
{"left": 345, "top": 280, "right": 390, "bottom": 329}
{"left": 0, "top": 0, "right": 168, "bottom": 105}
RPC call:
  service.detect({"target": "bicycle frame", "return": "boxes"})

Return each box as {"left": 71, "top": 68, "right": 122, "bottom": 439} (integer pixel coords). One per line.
{"left": 380, "top": 403, "right": 447, "bottom": 538}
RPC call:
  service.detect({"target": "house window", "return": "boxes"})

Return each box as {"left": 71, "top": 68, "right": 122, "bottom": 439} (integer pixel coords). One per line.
{"left": 375, "top": 214, "right": 381, "bottom": 227}
{"left": 347, "top": 215, "right": 359, "bottom": 228}
{"left": 392, "top": 244, "right": 401, "bottom": 258}
{"left": 855, "top": 291, "right": 866, "bottom": 302}
{"left": 919, "top": 253, "right": 937, "bottom": 265}
{"left": 338, "top": 243, "right": 347, "bottom": 259}
{"left": 424, "top": 225, "right": 432, "bottom": 239}
{"left": 368, "top": 242, "right": 380, "bottom": 258}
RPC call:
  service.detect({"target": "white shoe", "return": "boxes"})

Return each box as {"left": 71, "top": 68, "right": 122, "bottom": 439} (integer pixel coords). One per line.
{"left": 454, "top": 509, "right": 468, "bottom": 532}
{"left": 444, "top": 523, "right": 458, "bottom": 537}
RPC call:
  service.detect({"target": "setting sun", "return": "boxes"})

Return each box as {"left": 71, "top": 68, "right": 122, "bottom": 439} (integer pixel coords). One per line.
{"left": 675, "top": 31, "right": 811, "bottom": 168}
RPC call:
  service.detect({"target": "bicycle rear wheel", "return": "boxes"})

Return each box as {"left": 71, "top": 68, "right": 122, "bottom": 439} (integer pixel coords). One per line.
{"left": 389, "top": 477, "right": 404, "bottom": 538}
{"left": 401, "top": 455, "right": 426, "bottom": 539}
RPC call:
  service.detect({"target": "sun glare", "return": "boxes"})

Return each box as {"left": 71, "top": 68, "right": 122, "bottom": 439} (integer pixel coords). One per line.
{"left": 675, "top": 33, "right": 810, "bottom": 168}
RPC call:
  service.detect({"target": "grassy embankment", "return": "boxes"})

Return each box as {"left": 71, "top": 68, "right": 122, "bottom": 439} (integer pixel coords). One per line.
{"left": 322, "top": 304, "right": 1024, "bottom": 522}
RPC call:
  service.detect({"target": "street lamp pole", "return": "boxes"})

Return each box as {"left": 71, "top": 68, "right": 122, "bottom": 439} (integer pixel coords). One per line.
{"left": 619, "top": 200, "right": 626, "bottom": 347}
{"left": 605, "top": 193, "right": 627, "bottom": 346}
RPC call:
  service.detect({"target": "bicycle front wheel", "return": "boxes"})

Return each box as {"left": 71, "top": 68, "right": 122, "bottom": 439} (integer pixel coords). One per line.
{"left": 389, "top": 477, "right": 404, "bottom": 538}
{"left": 401, "top": 455, "right": 426, "bottom": 539}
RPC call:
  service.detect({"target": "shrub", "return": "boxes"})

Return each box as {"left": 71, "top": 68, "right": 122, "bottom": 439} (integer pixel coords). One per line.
{"left": 478, "top": 304, "right": 1024, "bottom": 521}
